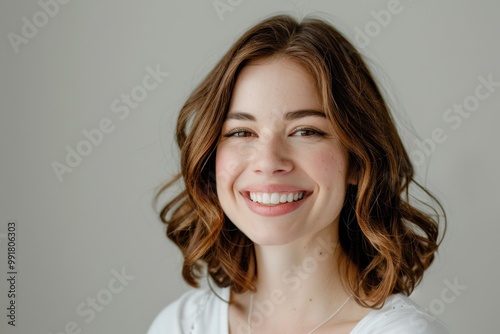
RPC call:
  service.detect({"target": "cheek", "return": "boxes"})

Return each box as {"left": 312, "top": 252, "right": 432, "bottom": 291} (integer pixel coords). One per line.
{"left": 308, "top": 148, "right": 349, "bottom": 184}
{"left": 215, "top": 146, "right": 243, "bottom": 189}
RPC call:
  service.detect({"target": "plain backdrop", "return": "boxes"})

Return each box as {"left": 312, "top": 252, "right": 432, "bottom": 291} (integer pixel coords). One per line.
{"left": 1, "top": 0, "right": 499, "bottom": 333}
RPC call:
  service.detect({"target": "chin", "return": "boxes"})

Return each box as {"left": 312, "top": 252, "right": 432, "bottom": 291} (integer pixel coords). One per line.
{"left": 239, "top": 219, "right": 334, "bottom": 247}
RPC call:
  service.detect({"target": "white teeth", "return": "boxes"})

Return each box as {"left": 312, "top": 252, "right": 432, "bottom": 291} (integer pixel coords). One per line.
{"left": 262, "top": 193, "right": 270, "bottom": 204}
{"left": 279, "top": 194, "right": 287, "bottom": 203}
{"left": 249, "top": 192, "right": 305, "bottom": 205}
{"left": 270, "top": 193, "right": 280, "bottom": 204}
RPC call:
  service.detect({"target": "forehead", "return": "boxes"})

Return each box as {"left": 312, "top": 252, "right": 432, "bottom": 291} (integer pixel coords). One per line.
{"left": 228, "top": 57, "right": 322, "bottom": 115}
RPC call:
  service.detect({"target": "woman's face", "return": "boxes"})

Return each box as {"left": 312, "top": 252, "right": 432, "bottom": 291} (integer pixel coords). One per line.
{"left": 215, "top": 57, "right": 350, "bottom": 245}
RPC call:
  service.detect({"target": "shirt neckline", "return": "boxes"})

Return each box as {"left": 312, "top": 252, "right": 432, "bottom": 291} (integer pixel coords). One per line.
{"left": 222, "top": 288, "right": 392, "bottom": 334}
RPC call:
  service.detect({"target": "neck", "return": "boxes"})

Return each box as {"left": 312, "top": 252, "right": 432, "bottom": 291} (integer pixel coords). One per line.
{"left": 228, "top": 224, "right": 366, "bottom": 334}
{"left": 251, "top": 224, "right": 349, "bottom": 316}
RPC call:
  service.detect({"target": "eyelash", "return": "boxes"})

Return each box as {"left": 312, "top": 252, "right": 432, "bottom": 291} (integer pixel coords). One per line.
{"left": 222, "top": 127, "right": 327, "bottom": 138}
{"left": 292, "top": 127, "right": 327, "bottom": 137}
{"left": 223, "top": 127, "right": 254, "bottom": 138}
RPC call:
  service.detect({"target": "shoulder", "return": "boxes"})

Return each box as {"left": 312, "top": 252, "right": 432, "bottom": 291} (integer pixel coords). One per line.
{"left": 352, "top": 294, "right": 450, "bottom": 334}
{"left": 147, "top": 286, "right": 230, "bottom": 334}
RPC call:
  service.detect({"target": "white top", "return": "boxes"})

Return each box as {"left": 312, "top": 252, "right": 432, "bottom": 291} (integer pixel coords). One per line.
{"left": 148, "top": 286, "right": 450, "bottom": 334}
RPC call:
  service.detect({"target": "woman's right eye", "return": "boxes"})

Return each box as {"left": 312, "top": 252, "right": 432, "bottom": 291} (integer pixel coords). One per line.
{"left": 223, "top": 128, "right": 254, "bottom": 138}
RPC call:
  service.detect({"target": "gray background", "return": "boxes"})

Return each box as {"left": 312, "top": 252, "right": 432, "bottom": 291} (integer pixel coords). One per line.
{"left": 1, "top": 0, "right": 499, "bottom": 333}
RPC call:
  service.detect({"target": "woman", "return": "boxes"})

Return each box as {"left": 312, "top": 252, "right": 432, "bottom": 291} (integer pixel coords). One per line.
{"left": 149, "top": 14, "right": 448, "bottom": 333}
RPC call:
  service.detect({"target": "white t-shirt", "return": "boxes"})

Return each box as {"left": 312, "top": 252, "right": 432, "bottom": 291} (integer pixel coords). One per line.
{"left": 148, "top": 286, "right": 449, "bottom": 333}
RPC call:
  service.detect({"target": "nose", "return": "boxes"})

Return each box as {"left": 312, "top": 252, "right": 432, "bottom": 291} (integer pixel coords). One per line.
{"left": 250, "top": 131, "right": 293, "bottom": 175}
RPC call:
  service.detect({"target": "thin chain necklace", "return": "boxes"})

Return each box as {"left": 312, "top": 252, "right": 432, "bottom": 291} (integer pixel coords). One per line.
{"left": 247, "top": 293, "right": 351, "bottom": 334}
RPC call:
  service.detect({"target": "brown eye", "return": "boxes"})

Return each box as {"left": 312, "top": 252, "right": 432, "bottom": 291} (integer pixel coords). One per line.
{"left": 223, "top": 128, "right": 255, "bottom": 138}
{"left": 291, "top": 127, "right": 327, "bottom": 137}
{"left": 233, "top": 131, "right": 252, "bottom": 137}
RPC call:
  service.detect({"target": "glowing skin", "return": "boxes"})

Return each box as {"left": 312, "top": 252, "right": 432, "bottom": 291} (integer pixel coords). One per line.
{"left": 215, "top": 57, "right": 351, "bottom": 246}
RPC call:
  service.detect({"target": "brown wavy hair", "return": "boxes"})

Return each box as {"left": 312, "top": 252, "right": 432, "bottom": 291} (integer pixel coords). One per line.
{"left": 155, "top": 14, "right": 446, "bottom": 307}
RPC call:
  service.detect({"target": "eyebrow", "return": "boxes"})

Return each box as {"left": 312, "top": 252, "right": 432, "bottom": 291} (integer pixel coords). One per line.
{"left": 225, "top": 109, "right": 326, "bottom": 121}
{"left": 285, "top": 109, "right": 326, "bottom": 120}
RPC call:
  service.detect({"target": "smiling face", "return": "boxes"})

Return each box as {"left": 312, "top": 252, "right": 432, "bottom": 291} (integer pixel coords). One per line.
{"left": 215, "top": 57, "right": 350, "bottom": 246}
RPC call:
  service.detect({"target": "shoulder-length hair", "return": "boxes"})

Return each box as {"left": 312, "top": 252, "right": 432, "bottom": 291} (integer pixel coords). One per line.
{"left": 156, "top": 14, "right": 445, "bottom": 307}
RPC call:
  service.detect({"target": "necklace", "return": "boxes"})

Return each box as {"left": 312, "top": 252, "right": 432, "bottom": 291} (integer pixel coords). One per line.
{"left": 247, "top": 293, "right": 351, "bottom": 334}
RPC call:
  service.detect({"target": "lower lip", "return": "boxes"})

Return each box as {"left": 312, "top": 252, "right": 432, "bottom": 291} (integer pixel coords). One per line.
{"left": 243, "top": 194, "right": 307, "bottom": 217}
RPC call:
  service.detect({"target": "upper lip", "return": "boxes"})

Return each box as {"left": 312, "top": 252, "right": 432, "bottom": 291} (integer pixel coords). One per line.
{"left": 240, "top": 184, "right": 310, "bottom": 194}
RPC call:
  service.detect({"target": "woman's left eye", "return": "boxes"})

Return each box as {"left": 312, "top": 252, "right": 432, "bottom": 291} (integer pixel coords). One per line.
{"left": 291, "top": 127, "right": 327, "bottom": 137}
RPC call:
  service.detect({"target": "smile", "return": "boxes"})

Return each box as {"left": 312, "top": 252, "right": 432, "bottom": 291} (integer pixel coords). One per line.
{"left": 242, "top": 188, "right": 309, "bottom": 217}
{"left": 249, "top": 192, "right": 305, "bottom": 205}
